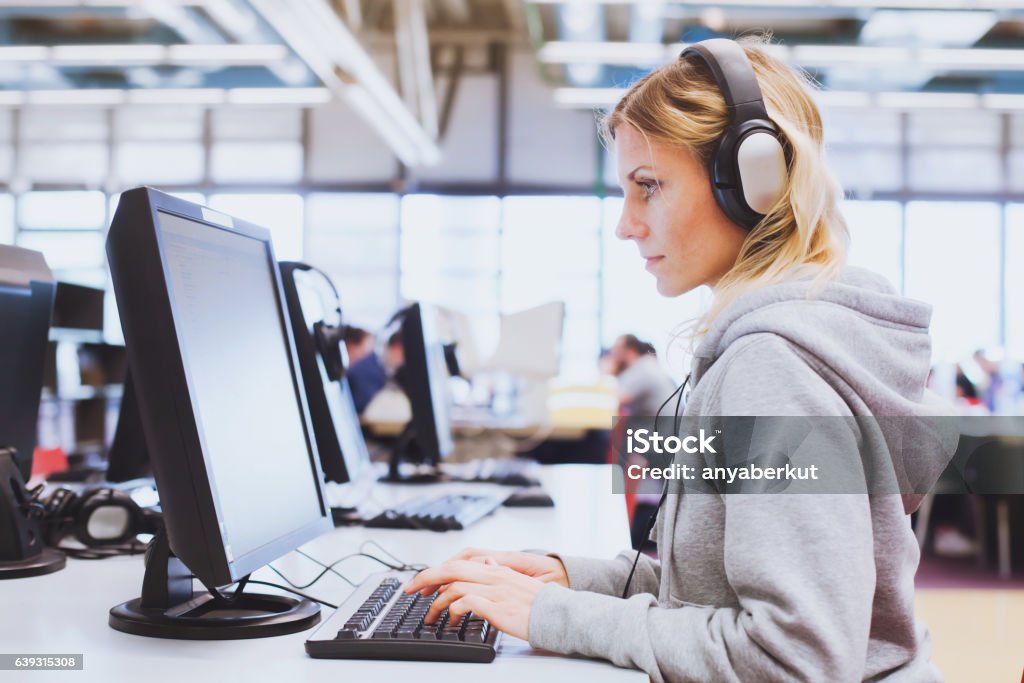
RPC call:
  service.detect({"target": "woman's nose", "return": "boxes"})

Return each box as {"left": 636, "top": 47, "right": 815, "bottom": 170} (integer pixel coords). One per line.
{"left": 615, "top": 207, "right": 646, "bottom": 241}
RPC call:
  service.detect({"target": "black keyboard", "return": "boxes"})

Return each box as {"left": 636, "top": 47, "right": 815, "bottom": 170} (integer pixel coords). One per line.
{"left": 305, "top": 571, "right": 500, "bottom": 662}
{"left": 364, "top": 493, "right": 505, "bottom": 531}
{"left": 463, "top": 458, "right": 541, "bottom": 487}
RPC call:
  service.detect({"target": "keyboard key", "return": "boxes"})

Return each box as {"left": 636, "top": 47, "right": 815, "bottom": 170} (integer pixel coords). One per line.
{"left": 336, "top": 628, "right": 359, "bottom": 639}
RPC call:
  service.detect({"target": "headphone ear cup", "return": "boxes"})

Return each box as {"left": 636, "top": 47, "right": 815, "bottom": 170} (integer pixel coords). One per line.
{"left": 314, "top": 322, "right": 349, "bottom": 382}
{"left": 734, "top": 130, "right": 787, "bottom": 216}
{"left": 710, "top": 125, "right": 787, "bottom": 230}
{"left": 72, "top": 488, "right": 145, "bottom": 547}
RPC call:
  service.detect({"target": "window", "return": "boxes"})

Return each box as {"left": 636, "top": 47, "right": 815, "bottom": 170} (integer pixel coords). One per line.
{"left": 1004, "top": 205, "right": 1024, "bottom": 359}
{"left": 210, "top": 142, "right": 303, "bottom": 183}
{"left": 842, "top": 200, "right": 903, "bottom": 292}
{"left": 19, "top": 191, "right": 106, "bottom": 230}
{"left": 0, "top": 194, "right": 13, "bottom": 245}
{"left": 209, "top": 194, "right": 305, "bottom": 261}
{"left": 502, "top": 196, "right": 602, "bottom": 379}
{"left": 16, "top": 231, "right": 106, "bottom": 271}
{"left": 401, "top": 194, "right": 500, "bottom": 316}
{"left": 904, "top": 201, "right": 1001, "bottom": 361}
{"left": 305, "top": 193, "right": 401, "bottom": 329}
{"left": 115, "top": 142, "right": 205, "bottom": 185}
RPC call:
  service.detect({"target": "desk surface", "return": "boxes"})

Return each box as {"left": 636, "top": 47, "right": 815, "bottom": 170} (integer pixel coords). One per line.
{"left": 0, "top": 465, "right": 644, "bottom": 683}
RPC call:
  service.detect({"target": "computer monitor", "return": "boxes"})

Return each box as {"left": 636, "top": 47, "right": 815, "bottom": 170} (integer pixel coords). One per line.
{"left": 278, "top": 261, "right": 370, "bottom": 486}
{"left": 0, "top": 245, "right": 65, "bottom": 580}
{"left": 104, "top": 369, "right": 150, "bottom": 483}
{"left": 389, "top": 302, "right": 454, "bottom": 481}
{"left": 51, "top": 281, "right": 104, "bottom": 332}
{"left": 0, "top": 245, "right": 56, "bottom": 480}
{"left": 106, "top": 187, "right": 332, "bottom": 639}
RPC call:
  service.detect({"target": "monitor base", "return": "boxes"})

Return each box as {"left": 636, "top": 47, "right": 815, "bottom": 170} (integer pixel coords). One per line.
{"left": 0, "top": 547, "right": 66, "bottom": 580}
{"left": 107, "top": 526, "right": 319, "bottom": 640}
{"left": 109, "top": 592, "right": 320, "bottom": 640}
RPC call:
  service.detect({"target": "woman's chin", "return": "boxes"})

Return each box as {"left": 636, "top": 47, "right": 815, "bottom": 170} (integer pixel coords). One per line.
{"left": 654, "top": 275, "right": 698, "bottom": 298}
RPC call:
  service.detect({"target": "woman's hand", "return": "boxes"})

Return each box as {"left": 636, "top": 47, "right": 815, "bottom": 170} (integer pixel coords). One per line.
{"left": 445, "top": 547, "right": 569, "bottom": 587}
{"left": 403, "top": 558, "right": 549, "bottom": 641}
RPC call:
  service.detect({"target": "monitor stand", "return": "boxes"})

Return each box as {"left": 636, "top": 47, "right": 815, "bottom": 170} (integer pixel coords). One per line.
{"left": 109, "top": 528, "right": 320, "bottom": 639}
{"left": 0, "top": 448, "right": 66, "bottom": 579}
{"left": 381, "top": 421, "right": 446, "bottom": 484}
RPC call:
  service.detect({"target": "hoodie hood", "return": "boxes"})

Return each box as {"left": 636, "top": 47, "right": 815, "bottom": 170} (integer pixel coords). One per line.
{"left": 688, "top": 265, "right": 957, "bottom": 512}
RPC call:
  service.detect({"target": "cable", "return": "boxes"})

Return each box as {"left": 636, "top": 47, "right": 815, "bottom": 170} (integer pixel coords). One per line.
{"left": 358, "top": 540, "right": 428, "bottom": 571}
{"left": 206, "top": 575, "right": 251, "bottom": 605}
{"left": 247, "top": 580, "right": 338, "bottom": 609}
{"left": 266, "top": 541, "right": 426, "bottom": 594}
{"left": 620, "top": 373, "right": 691, "bottom": 600}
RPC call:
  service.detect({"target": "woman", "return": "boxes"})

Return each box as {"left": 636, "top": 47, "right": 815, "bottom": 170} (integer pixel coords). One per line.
{"left": 405, "top": 36, "right": 948, "bottom": 682}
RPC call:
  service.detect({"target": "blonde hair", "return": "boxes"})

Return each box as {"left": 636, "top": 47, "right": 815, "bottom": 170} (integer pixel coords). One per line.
{"left": 601, "top": 34, "right": 849, "bottom": 346}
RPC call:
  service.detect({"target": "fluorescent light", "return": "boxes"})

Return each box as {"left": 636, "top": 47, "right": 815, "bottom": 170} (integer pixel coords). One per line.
{"left": 980, "top": 93, "right": 1024, "bottom": 110}
{"left": 0, "top": 46, "right": 48, "bottom": 62}
{"left": 27, "top": 89, "right": 127, "bottom": 106}
{"left": 166, "top": 43, "right": 289, "bottom": 65}
{"left": 791, "top": 45, "right": 911, "bottom": 67}
{"left": 876, "top": 91, "right": 980, "bottom": 108}
{"left": 226, "top": 87, "right": 332, "bottom": 104}
{"left": 0, "top": 43, "right": 290, "bottom": 67}
{"left": 917, "top": 47, "right": 1024, "bottom": 71}
{"left": 813, "top": 90, "right": 873, "bottom": 108}
{"left": 539, "top": 41, "right": 669, "bottom": 66}
{"left": 552, "top": 87, "right": 624, "bottom": 108}
{"left": 128, "top": 88, "right": 226, "bottom": 105}
{"left": 552, "top": 86, "right": 1014, "bottom": 112}
{"left": 0, "top": 91, "right": 26, "bottom": 106}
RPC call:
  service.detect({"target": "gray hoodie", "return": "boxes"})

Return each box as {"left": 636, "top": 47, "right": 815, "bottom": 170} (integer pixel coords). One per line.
{"left": 527, "top": 266, "right": 952, "bottom": 682}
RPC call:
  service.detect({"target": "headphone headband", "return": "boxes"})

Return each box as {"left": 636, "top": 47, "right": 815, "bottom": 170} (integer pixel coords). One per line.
{"left": 680, "top": 38, "right": 770, "bottom": 124}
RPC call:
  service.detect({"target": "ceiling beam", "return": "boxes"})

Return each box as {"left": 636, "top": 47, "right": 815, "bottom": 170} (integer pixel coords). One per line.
{"left": 247, "top": 0, "right": 441, "bottom": 166}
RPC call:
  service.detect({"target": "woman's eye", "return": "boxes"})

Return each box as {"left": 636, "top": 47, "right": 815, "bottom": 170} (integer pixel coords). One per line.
{"left": 638, "top": 181, "right": 658, "bottom": 199}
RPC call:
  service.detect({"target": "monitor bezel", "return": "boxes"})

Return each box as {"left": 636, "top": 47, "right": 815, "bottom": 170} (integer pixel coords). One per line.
{"left": 107, "top": 187, "right": 332, "bottom": 588}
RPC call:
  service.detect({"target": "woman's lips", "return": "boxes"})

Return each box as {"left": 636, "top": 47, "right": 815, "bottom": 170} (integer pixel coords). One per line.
{"left": 644, "top": 256, "right": 664, "bottom": 269}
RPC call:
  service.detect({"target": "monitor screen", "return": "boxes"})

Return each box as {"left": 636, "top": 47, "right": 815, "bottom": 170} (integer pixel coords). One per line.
{"left": 420, "top": 304, "right": 454, "bottom": 457}
{"left": 157, "top": 210, "right": 325, "bottom": 565}
{"left": 397, "top": 302, "right": 454, "bottom": 465}
{"left": 287, "top": 265, "right": 370, "bottom": 484}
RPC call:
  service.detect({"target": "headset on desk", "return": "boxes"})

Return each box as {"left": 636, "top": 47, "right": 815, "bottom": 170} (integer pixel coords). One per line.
{"left": 20, "top": 484, "right": 161, "bottom": 559}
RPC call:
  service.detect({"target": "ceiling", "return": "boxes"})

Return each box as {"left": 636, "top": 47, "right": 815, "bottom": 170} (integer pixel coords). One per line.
{"left": 524, "top": 1, "right": 1024, "bottom": 110}
{"left": 2, "top": 1, "right": 1024, "bottom": 164}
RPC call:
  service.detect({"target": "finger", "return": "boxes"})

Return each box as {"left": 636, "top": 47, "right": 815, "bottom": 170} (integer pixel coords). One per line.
{"left": 423, "top": 582, "right": 492, "bottom": 624}
{"left": 404, "top": 560, "right": 501, "bottom": 594}
{"left": 447, "top": 593, "right": 496, "bottom": 624}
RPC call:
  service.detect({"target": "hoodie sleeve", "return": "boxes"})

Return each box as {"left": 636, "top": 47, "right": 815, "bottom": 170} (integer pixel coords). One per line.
{"left": 528, "top": 335, "right": 876, "bottom": 683}
{"left": 550, "top": 551, "right": 661, "bottom": 597}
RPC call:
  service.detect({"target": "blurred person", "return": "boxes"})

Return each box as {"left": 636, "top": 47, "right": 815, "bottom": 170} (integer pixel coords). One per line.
{"left": 610, "top": 334, "right": 676, "bottom": 418}
{"left": 345, "top": 329, "right": 403, "bottom": 415}
{"left": 406, "top": 36, "right": 953, "bottom": 682}
{"left": 343, "top": 326, "right": 376, "bottom": 366}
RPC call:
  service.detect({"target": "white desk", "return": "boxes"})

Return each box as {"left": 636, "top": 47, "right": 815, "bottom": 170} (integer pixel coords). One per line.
{"left": 0, "top": 465, "right": 646, "bottom": 683}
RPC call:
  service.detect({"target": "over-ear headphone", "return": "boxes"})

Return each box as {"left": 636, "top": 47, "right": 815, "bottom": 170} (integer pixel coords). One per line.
{"left": 290, "top": 263, "right": 351, "bottom": 382}
{"left": 680, "top": 38, "right": 789, "bottom": 231}
{"left": 24, "top": 485, "right": 161, "bottom": 558}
